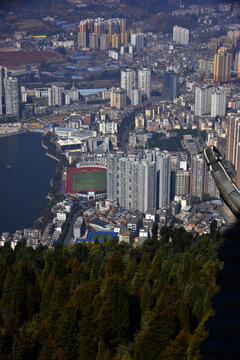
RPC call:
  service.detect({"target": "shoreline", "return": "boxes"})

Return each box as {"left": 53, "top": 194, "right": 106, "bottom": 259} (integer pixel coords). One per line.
{"left": 0, "top": 129, "right": 26, "bottom": 138}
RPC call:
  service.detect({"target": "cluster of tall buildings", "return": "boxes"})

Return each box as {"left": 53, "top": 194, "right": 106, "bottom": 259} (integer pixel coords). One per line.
{"left": 78, "top": 18, "right": 129, "bottom": 50}
{"left": 120, "top": 67, "right": 151, "bottom": 104}
{"left": 107, "top": 149, "right": 217, "bottom": 213}
{"left": 47, "top": 86, "right": 79, "bottom": 107}
{"left": 195, "top": 85, "right": 227, "bottom": 117}
{"left": 78, "top": 17, "right": 145, "bottom": 52}
{"left": 107, "top": 150, "right": 171, "bottom": 213}
{"left": 173, "top": 26, "right": 189, "bottom": 45}
{"left": 0, "top": 66, "right": 19, "bottom": 117}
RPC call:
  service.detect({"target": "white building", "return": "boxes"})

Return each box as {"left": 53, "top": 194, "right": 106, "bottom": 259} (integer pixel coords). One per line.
{"left": 99, "top": 121, "right": 118, "bottom": 134}
{"left": 130, "top": 89, "right": 143, "bottom": 106}
{"left": 131, "top": 33, "right": 144, "bottom": 50}
{"left": 138, "top": 67, "right": 151, "bottom": 99}
{"left": 56, "top": 211, "right": 67, "bottom": 221}
{"left": 121, "top": 68, "right": 136, "bottom": 98}
{"left": 173, "top": 25, "right": 189, "bottom": 45}
{"left": 52, "top": 40, "right": 74, "bottom": 48}
{"left": 48, "top": 85, "right": 64, "bottom": 106}
{"left": 211, "top": 90, "right": 227, "bottom": 117}
{"left": 195, "top": 85, "right": 214, "bottom": 116}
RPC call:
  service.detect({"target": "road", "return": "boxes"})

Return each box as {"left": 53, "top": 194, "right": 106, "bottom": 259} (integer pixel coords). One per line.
{"left": 119, "top": 97, "right": 160, "bottom": 154}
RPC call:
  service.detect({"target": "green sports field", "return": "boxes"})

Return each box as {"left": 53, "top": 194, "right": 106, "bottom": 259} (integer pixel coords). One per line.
{"left": 72, "top": 171, "right": 107, "bottom": 192}
{"left": 90, "top": 233, "right": 113, "bottom": 241}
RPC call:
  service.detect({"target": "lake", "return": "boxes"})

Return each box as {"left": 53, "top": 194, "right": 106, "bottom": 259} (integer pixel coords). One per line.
{"left": 0, "top": 132, "right": 57, "bottom": 234}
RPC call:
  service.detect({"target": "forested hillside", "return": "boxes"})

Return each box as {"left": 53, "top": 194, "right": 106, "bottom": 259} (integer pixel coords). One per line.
{"left": 0, "top": 224, "right": 222, "bottom": 360}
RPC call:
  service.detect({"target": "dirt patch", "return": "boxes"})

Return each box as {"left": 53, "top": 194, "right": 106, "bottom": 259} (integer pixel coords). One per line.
{"left": 0, "top": 50, "right": 62, "bottom": 71}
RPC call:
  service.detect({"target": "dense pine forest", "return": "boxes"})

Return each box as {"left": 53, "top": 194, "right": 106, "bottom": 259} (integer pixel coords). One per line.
{"left": 0, "top": 223, "right": 222, "bottom": 360}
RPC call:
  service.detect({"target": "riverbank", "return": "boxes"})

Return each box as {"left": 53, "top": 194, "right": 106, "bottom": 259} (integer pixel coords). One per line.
{"left": 0, "top": 128, "right": 26, "bottom": 137}
{"left": 41, "top": 140, "right": 60, "bottom": 162}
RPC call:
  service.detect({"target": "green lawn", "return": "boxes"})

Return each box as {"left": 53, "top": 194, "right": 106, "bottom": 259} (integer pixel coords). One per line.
{"left": 72, "top": 171, "right": 107, "bottom": 191}
{"left": 90, "top": 233, "right": 113, "bottom": 241}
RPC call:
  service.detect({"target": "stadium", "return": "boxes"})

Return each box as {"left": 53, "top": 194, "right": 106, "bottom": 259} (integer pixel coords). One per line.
{"left": 66, "top": 165, "right": 107, "bottom": 197}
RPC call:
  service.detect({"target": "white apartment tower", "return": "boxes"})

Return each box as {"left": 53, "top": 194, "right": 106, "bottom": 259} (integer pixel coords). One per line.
{"left": 138, "top": 67, "right": 151, "bottom": 99}
{"left": 211, "top": 90, "right": 227, "bottom": 117}
{"left": 48, "top": 86, "right": 64, "bottom": 107}
{"left": 131, "top": 33, "right": 144, "bottom": 50}
{"left": 173, "top": 26, "right": 189, "bottom": 45}
{"left": 121, "top": 69, "right": 136, "bottom": 98}
{"left": 4, "top": 77, "right": 19, "bottom": 117}
{"left": 195, "top": 85, "right": 214, "bottom": 116}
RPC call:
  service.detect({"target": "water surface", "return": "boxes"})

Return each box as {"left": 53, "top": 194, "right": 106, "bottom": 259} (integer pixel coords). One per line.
{"left": 0, "top": 132, "right": 56, "bottom": 233}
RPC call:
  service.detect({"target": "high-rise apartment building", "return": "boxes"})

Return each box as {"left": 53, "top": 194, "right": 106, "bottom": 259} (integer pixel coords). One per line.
{"left": 131, "top": 33, "right": 144, "bottom": 50}
{"left": 156, "top": 151, "right": 171, "bottom": 209}
{"left": 131, "top": 89, "right": 142, "bottom": 106}
{"left": 138, "top": 67, "right": 151, "bottom": 99}
{"left": 195, "top": 85, "right": 214, "bottom": 116}
{"left": 4, "top": 77, "right": 19, "bottom": 117}
{"left": 175, "top": 170, "right": 190, "bottom": 196}
{"left": 78, "top": 32, "right": 88, "bottom": 48}
{"left": 199, "top": 59, "right": 214, "bottom": 75}
{"left": 237, "top": 51, "right": 240, "bottom": 78}
{"left": 226, "top": 113, "right": 240, "bottom": 188}
{"left": 79, "top": 19, "right": 94, "bottom": 33}
{"left": 119, "top": 19, "right": 126, "bottom": 33}
{"left": 173, "top": 26, "right": 189, "bottom": 45}
{"left": 214, "top": 47, "right": 232, "bottom": 82}
{"left": 211, "top": 90, "right": 227, "bottom": 117}
{"left": 94, "top": 18, "right": 105, "bottom": 35}
{"left": 107, "top": 151, "right": 124, "bottom": 200}
{"left": 48, "top": 86, "right": 64, "bottom": 107}
{"left": 111, "top": 34, "right": 120, "bottom": 49}
{"left": 190, "top": 154, "right": 206, "bottom": 199}
{"left": 121, "top": 32, "right": 129, "bottom": 46}
{"left": 108, "top": 20, "right": 120, "bottom": 43}
{"left": 118, "top": 157, "right": 156, "bottom": 213}
{"left": 205, "top": 170, "right": 219, "bottom": 198}
{"left": 121, "top": 69, "right": 136, "bottom": 99}
{"left": 162, "top": 70, "right": 179, "bottom": 101}
{"left": 89, "top": 33, "right": 99, "bottom": 49}
{"left": 110, "top": 87, "right": 126, "bottom": 109}
{"left": 0, "top": 66, "right": 8, "bottom": 115}
{"left": 100, "top": 34, "right": 109, "bottom": 50}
